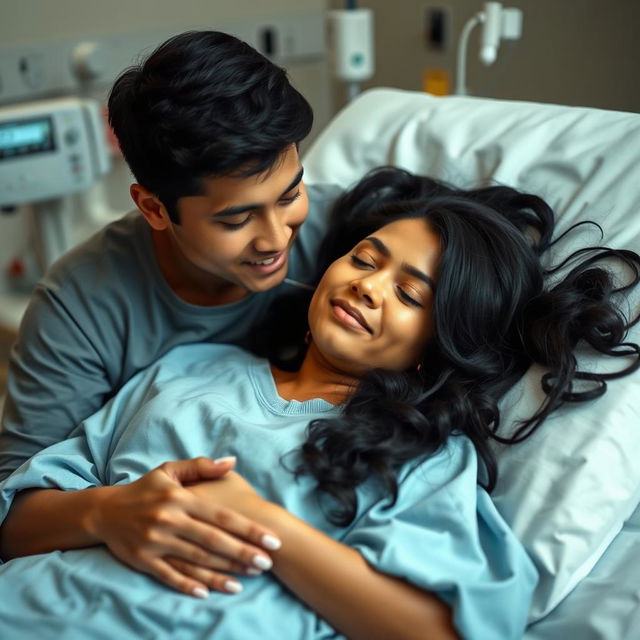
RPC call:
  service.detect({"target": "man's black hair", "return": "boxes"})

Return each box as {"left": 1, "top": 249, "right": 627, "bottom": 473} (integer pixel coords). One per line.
{"left": 108, "top": 30, "right": 313, "bottom": 222}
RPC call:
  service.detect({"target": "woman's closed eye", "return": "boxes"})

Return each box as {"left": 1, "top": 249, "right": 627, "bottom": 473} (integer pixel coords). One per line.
{"left": 350, "top": 253, "right": 375, "bottom": 269}
{"left": 396, "top": 285, "right": 423, "bottom": 308}
{"left": 351, "top": 253, "right": 424, "bottom": 307}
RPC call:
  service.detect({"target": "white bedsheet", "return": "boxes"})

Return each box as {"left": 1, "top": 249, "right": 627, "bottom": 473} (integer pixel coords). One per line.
{"left": 525, "top": 501, "right": 640, "bottom": 639}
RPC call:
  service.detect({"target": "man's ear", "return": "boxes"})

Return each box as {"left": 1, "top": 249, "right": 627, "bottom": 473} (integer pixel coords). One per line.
{"left": 130, "top": 183, "right": 171, "bottom": 231}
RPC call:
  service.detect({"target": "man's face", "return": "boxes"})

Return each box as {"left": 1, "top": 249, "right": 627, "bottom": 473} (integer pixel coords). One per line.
{"left": 162, "top": 145, "right": 308, "bottom": 295}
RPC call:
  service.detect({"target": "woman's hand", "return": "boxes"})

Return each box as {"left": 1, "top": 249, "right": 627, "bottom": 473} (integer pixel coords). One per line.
{"left": 181, "top": 471, "right": 458, "bottom": 639}
{"left": 165, "top": 468, "right": 281, "bottom": 595}
{"left": 88, "top": 457, "right": 281, "bottom": 599}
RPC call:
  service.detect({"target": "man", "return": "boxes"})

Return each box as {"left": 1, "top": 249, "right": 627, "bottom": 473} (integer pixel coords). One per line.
{"left": 0, "top": 31, "right": 341, "bottom": 598}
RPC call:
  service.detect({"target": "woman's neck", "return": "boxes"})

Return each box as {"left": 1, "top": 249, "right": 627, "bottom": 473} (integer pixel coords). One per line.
{"left": 271, "top": 343, "right": 359, "bottom": 405}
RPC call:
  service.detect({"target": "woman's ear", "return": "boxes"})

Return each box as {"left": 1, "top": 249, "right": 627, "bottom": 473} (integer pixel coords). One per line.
{"left": 130, "top": 183, "right": 172, "bottom": 231}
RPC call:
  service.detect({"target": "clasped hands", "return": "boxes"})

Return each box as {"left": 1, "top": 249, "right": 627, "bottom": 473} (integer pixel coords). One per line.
{"left": 91, "top": 456, "right": 281, "bottom": 599}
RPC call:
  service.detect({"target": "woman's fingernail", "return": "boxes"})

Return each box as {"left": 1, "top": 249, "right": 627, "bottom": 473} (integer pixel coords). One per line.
{"left": 225, "top": 580, "right": 243, "bottom": 594}
{"left": 252, "top": 554, "right": 273, "bottom": 571}
{"left": 246, "top": 567, "right": 262, "bottom": 576}
{"left": 213, "top": 456, "right": 237, "bottom": 464}
{"left": 261, "top": 534, "right": 281, "bottom": 551}
{"left": 192, "top": 587, "right": 209, "bottom": 599}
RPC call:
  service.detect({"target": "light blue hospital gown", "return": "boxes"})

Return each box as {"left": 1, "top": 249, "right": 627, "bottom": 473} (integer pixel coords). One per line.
{"left": 0, "top": 344, "right": 537, "bottom": 639}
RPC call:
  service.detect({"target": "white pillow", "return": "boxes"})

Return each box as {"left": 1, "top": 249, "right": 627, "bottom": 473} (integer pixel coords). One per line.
{"left": 303, "top": 88, "right": 640, "bottom": 620}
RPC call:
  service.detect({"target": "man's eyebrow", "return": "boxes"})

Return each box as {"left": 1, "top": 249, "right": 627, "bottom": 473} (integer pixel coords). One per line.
{"left": 365, "top": 236, "right": 436, "bottom": 291}
{"left": 282, "top": 167, "right": 305, "bottom": 195}
{"left": 212, "top": 167, "right": 304, "bottom": 218}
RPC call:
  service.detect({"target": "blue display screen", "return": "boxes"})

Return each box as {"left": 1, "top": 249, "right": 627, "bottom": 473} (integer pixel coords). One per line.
{"left": 0, "top": 116, "right": 55, "bottom": 160}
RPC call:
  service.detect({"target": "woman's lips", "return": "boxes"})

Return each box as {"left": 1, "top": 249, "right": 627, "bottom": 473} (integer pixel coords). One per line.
{"left": 331, "top": 299, "right": 372, "bottom": 334}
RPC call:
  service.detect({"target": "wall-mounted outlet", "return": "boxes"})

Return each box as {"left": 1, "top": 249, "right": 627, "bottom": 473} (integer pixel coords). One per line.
{"left": 425, "top": 7, "right": 451, "bottom": 52}
{"left": 18, "top": 52, "right": 46, "bottom": 90}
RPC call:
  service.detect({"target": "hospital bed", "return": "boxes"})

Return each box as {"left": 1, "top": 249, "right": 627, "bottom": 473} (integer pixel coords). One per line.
{"left": 303, "top": 88, "right": 640, "bottom": 639}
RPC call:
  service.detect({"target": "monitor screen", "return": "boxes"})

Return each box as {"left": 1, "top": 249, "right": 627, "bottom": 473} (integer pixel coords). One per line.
{"left": 0, "top": 116, "right": 55, "bottom": 160}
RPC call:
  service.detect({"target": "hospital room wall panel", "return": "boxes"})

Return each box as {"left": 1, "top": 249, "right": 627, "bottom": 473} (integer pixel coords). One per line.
{"left": 0, "top": 0, "right": 324, "bottom": 46}
{"left": 330, "top": 0, "right": 640, "bottom": 114}
{"left": 0, "top": 0, "right": 333, "bottom": 139}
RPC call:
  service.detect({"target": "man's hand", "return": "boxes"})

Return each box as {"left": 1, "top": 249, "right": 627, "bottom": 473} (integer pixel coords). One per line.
{"left": 89, "top": 457, "right": 281, "bottom": 598}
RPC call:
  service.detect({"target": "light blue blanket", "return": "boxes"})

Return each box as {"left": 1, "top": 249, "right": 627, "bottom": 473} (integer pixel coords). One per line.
{"left": 0, "top": 344, "right": 537, "bottom": 639}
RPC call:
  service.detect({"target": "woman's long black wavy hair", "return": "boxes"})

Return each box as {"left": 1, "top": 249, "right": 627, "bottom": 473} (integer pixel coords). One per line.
{"left": 255, "top": 167, "right": 640, "bottom": 526}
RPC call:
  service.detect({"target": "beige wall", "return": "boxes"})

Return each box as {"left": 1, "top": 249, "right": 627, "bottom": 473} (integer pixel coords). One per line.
{"left": 331, "top": 0, "right": 640, "bottom": 113}
{"left": 0, "top": 0, "right": 322, "bottom": 45}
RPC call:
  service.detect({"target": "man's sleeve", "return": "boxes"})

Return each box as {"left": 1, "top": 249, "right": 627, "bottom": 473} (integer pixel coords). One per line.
{"left": 0, "top": 367, "right": 141, "bottom": 528}
{"left": 0, "top": 434, "right": 104, "bottom": 529}
{"left": 0, "top": 281, "right": 115, "bottom": 481}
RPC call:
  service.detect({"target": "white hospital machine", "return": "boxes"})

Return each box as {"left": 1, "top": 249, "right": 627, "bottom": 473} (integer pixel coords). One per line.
{"left": 0, "top": 97, "right": 113, "bottom": 329}
{"left": 0, "top": 97, "right": 111, "bottom": 263}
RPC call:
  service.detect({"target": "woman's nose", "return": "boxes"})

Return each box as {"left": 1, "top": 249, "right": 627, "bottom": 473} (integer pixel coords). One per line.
{"left": 351, "top": 279, "right": 379, "bottom": 308}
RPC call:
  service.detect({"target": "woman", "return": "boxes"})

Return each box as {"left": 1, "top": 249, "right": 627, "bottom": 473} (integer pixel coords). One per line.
{"left": 0, "top": 168, "right": 637, "bottom": 640}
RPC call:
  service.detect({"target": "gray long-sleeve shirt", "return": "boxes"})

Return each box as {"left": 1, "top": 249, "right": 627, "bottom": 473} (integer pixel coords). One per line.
{"left": 0, "top": 183, "right": 341, "bottom": 480}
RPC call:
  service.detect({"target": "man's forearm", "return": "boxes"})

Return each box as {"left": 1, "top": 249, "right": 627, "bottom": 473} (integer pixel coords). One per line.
{"left": 0, "top": 487, "right": 112, "bottom": 558}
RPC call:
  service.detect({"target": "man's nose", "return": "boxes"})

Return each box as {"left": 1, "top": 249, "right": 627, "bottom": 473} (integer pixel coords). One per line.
{"left": 253, "top": 211, "right": 291, "bottom": 254}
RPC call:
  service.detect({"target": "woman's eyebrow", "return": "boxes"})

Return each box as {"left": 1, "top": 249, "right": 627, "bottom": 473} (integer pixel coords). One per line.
{"left": 212, "top": 167, "right": 305, "bottom": 218}
{"left": 365, "top": 236, "right": 436, "bottom": 291}
{"left": 365, "top": 236, "right": 391, "bottom": 257}
{"left": 402, "top": 263, "right": 436, "bottom": 292}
